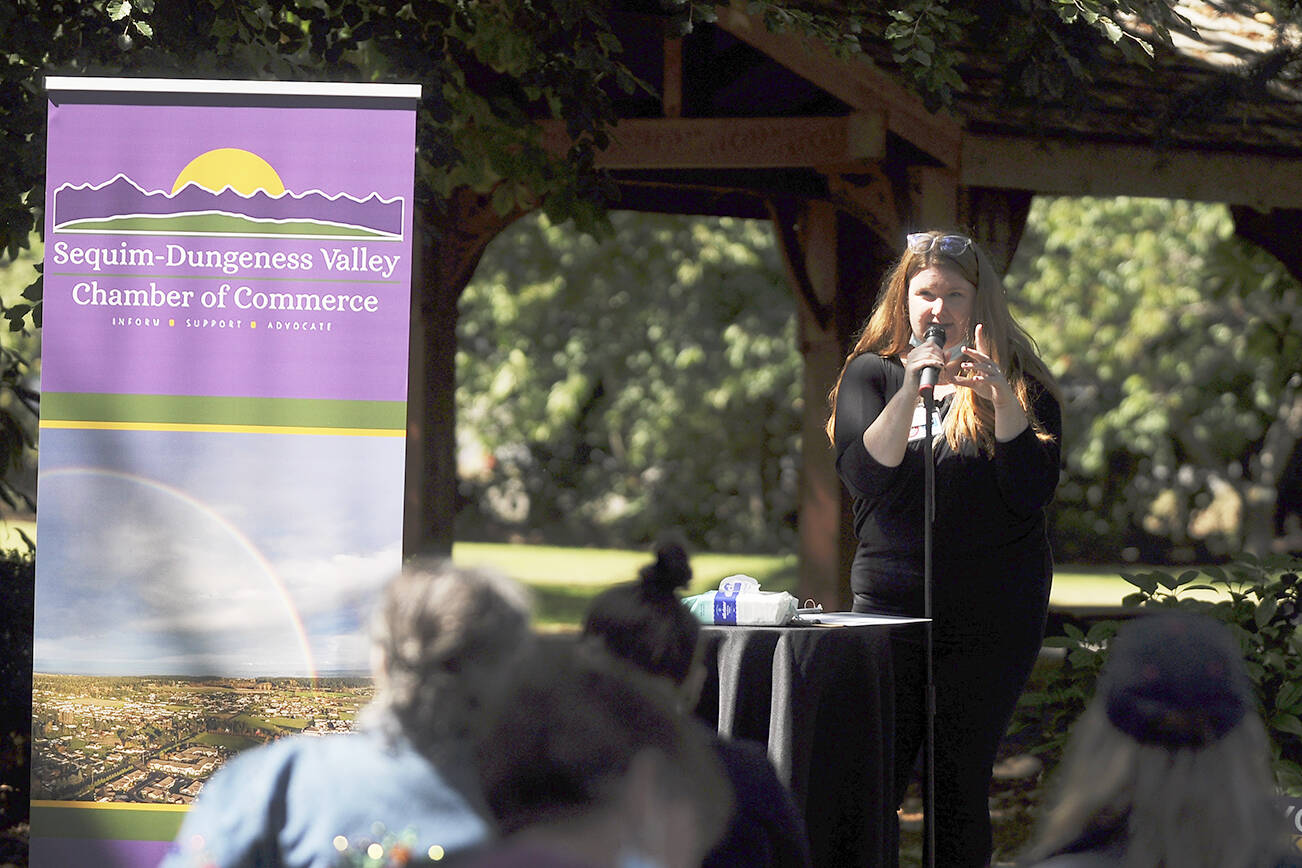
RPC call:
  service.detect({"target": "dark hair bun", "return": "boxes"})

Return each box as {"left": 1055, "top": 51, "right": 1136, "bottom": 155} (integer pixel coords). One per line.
{"left": 638, "top": 536, "right": 691, "bottom": 596}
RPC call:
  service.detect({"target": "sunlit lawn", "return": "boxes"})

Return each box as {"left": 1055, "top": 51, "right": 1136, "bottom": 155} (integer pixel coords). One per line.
{"left": 451, "top": 540, "right": 1171, "bottom": 628}
{"left": 452, "top": 541, "right": 801, "bottom": 628}
{"left": 2, "top": 512, "right": 1215, "bottom": 629}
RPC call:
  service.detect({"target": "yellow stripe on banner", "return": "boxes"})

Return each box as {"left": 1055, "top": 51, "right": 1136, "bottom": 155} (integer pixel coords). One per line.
{"left": 31, "top": 800, "right": 189, "bottom": 813}
{"left": 39, "top": 420, "right": 405, "bottom": 437}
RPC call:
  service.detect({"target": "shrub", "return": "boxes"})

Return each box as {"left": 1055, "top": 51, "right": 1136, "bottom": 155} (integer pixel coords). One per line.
{"left": 1011, "top": 552, "right": 1302, "bottom": 793}
{"left": 1, "top": 545, "right": 34, "bottom": 832}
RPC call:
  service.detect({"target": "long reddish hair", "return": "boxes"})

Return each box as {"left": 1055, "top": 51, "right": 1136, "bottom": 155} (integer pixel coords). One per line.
{"left": 825, "top": 230, "right": 1060, "bottom": 454}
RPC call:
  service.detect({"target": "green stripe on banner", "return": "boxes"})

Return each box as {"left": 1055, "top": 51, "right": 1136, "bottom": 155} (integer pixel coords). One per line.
{"left": 30, "top": 801, "right": 187, "bottom": 841}
{"left": 42, "top": 392, "right": 406, "bottom": 431}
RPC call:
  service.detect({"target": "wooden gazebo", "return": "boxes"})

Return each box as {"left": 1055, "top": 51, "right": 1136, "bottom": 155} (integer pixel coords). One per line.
{"left": 405, "top": 2, "right": 1302, "bottom": 607}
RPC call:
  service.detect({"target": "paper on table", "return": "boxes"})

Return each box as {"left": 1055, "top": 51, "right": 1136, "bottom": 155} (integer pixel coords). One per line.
{"left": 791, "top": 612, "right": 930, "bottom": 627}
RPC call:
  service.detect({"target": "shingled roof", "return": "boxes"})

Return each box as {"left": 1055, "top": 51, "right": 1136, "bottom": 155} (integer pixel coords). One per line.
{"left": 932, "top": 2, "right": 1302, "bottom": 153}
{"left": 598, "top": 1, "right": 1302, "bottom": 211}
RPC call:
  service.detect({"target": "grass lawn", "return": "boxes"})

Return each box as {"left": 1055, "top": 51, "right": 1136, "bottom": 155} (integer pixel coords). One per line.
{"left": 452, "top": 541, "right": 1161, "bottom": 628}
{"left": 453, "top": 541, "right": 799, "bottom": 628}
{"left": 3, "top": 512, "right": 1203, "bottom": 627}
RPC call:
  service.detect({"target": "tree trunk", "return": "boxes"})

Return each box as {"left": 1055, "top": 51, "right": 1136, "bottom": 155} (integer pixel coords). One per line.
{"left": 404, "top": 189, "right": 523, "bottom": 557}
{"left": 1243, "top": 373, "right": 1302, "bottom": 558}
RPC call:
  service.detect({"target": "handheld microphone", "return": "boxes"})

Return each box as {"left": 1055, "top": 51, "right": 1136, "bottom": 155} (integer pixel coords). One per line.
{"left": 918, "top": 324, "right": 947, "bottom": 396}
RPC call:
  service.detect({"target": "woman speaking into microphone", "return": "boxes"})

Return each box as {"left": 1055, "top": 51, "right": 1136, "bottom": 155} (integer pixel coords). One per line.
{"left": 826, "top": 230, "right": 1063, "bottom": 867}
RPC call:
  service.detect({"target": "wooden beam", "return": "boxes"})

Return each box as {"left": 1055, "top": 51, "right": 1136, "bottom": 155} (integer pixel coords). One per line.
{"left": 906, "top": 165, "right": 958, "bottom": 231}
{"left": 767, "top": 199, "right": 830, "bottom": 330}
{"left": 963, "top": 134, "right": 1302, "bottom": 210}
{"left": 712, "top": 2, "right": 963, "bottom": 168}
{"left": 663, "top": 36, "right": 683, "bottom": 118}
{"left": 539, "top": 114, "right": 885, "bottom": 169}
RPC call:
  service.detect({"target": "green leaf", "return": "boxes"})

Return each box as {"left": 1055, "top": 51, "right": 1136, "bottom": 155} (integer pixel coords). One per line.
{"left": 1256, "top": 597, "right": 1277, "bottom": 629}
{"left": 133, "top": 20, "right": 154, "bottom": 38}
{"left": 490, "top": 182, "right": 516, "bottom": 216}
{"left": 1085, "top": 620, "right": 1119, "bottom": 644}
{"left": 1156, "top": 570, "right": 1182, "bottom": 591}
{"left": 107, "top": 0, "right": 131, "bottom": 22}
{"left": 596, "top": 31, "right": 621, "bottom": 55}
{"left": 1276, "top": 681, "right": 1302, "bottom": 713}
{"left": 1270, "top": 712, "right": 1302, "bottom": 738}
{"left": 1121, "top": 572, "right": 1159, "bottom": 594}
{"left": 1067, "top": 649, "right": 1095, "bottom": 666}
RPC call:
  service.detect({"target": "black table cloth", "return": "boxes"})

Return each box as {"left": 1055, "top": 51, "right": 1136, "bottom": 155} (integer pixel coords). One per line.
{"left": 694, "top": 620, "right": 921, "bottom": 868}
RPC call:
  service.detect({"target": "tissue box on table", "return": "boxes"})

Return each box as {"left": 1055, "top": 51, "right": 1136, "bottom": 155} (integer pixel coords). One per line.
{"left": 682, "top": 574, "right": 797, "bottom": 626}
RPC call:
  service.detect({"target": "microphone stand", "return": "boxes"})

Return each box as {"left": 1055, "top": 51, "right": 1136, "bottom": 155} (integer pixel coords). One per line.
{"left": 921, "top": 386, "right": 938, "bottom": 868}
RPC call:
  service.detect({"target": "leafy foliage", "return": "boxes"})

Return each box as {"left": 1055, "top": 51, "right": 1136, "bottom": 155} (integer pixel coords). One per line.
{"left": 883, "top": 1, "right": 977, "bottom": 105}
{"left": 0, "top": 243, "right": 41, "bottom": 517}
{"left": 0, "top": 546, "right": 34, "bottom": 831}
{"left": 0, "top": 0, "right": 656, "bottom": 510}
{"left": 456, "top": 212, "right": 800, "bottom": 551}
{"left": 1011, "top": 553, "right": 1302, "bottom": 793}
{"left": 5, "top": 1, "right": 1300, "bottom": 548}
{"left": 715, "top": 0, "right": 1198, "bottom": 110}
{"left": 1008, "top": 197, "right": 1302, "bottom": 562}
{"left": 451, "top": 196, "right": 1302, "bottom": 555}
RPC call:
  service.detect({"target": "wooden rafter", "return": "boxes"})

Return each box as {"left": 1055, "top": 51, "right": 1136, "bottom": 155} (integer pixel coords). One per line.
{"left": 711, "top": 2, "right": 962, "bottom": 168}
{"left": 963, "top": 135, "right": 1302, "bottom": 210}
{"left": 766, "top": 198, "right": 832, "bottom": 330}
{"left": 538, "top": 113, "right": 885, "bottom": 169}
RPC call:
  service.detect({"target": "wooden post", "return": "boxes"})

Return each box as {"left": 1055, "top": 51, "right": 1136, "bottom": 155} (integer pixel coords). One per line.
{"left": 959, "top": 187, "right": 1033, "bottom": 273}
{"left": 794, "top": 201, "right": 850, "bottom": 610}
{"left": 663, "top": 36, "right": 683, "bottom": 118}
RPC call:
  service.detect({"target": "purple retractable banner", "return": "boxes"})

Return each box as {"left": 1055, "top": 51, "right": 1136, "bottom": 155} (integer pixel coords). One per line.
{"left": 32, "top": 77, "right": 419, "bottom": 868}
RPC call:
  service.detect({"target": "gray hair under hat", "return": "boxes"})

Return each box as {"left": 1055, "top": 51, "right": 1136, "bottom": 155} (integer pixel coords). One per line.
{"left": 1101, "top": 610, "right": 1253, "bottom": 749}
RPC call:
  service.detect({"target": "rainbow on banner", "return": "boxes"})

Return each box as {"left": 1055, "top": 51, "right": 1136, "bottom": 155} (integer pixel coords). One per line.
{"left": 33, "top": 77, "right": 418, "bottom": 868}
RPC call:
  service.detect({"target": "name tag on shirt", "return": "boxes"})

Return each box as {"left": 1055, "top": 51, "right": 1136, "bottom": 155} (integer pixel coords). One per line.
{"left": 908, "top": 402, "right": 943, "bottom": 442}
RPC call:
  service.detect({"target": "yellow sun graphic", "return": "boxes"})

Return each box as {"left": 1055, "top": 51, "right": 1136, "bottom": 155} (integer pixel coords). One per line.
{"left": 171, "top": 148, "right": 286, "bottom": 196}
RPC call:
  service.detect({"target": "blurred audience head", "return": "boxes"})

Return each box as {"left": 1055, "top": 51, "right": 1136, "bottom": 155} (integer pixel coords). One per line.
{"left": 361, "top": 557, "right": 532, "bottom": 754}
{"left": 475, "top": 639, "right": 732, "bottom": 868}
{"left": 582, "top": 534, "right": 703, "bottom": 703}
{"left": 1021, "top": 610, "right": 1288, "bottom": 868}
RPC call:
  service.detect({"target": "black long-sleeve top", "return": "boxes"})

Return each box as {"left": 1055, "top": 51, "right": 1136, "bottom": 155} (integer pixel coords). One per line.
{"left": 832, "top": 353, "right": 1063, "bottom": 638}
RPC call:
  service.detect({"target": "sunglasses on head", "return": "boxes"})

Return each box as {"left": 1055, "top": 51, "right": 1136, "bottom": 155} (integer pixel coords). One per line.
{"left": 906, "top": 233, "right": 973, "bottom": 258}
